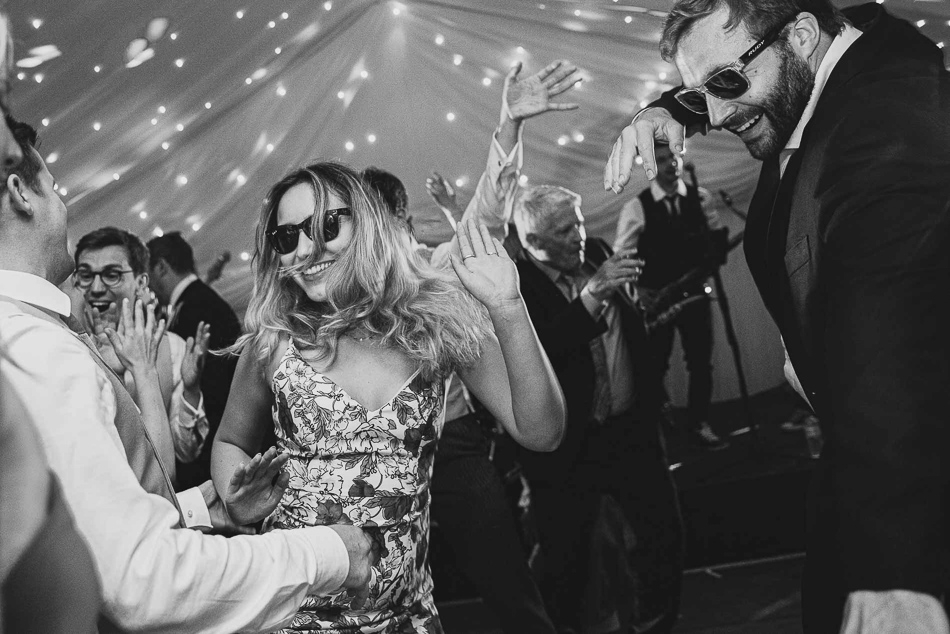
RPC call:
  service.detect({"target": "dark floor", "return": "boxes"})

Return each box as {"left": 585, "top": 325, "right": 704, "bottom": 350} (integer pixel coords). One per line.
{"left": 439, "top": 554, "right": 805, "bottom": 634}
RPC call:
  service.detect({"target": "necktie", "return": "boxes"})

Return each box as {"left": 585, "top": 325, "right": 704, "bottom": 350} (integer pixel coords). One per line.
{"left": 563, "top": 270, "right": 613, "bottom": 424}
{"left": 665, "top": 194, "right": 679, "bottom": 218}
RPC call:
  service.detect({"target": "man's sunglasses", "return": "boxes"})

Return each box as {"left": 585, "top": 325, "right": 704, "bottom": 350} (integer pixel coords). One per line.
{"left": 266, "top": 207, "right": 352, "bottom": 255}
{"left": 674, "top": 17, "right": 796, "bottom": 115}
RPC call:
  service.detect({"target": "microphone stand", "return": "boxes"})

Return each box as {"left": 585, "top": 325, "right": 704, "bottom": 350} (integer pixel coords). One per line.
{"left": 686, "top": 169, "right": 754, "bottom": 437}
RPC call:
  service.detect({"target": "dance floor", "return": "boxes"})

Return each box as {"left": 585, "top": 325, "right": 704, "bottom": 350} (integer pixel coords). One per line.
{"left": 434, "top": 383, "right": 815, "bottom": 631}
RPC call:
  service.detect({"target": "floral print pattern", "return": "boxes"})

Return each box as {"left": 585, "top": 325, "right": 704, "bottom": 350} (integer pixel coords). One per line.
{"left": 266, "top": 341, "right": 446, "bottom": 633}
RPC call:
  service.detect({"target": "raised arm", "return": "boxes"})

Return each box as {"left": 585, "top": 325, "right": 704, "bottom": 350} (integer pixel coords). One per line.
{"left": 450, "top": 220, "right": 566, "bottom": 451}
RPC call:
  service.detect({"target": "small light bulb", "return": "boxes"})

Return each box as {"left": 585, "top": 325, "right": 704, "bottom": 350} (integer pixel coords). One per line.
{"left": 266, "top": 143, "right": 274, "bottom": 152}
{"left": 32, "top": 19, "right": 43, "bottom": 29}
{"left": 236, "top": 10, "right": 245, "bottom": 19}
{"left": 46, "top": 152, "right": 59, "bottom": 164}
{"left": 236, "top": 174, "right": 247, "bottom": 186}
{"left": 176, "top": 175, "right": 188, "bottom": 186}
{"left": 268, "top": 20, "right": 276, "bottom": 28}
{"left": 17, "top": 72, "right": 25, "bottom": 81}
{"left": 482, "top": 77, "right": 492, "bottom": 86}
{"left": 516, "top": 46, "right": 525, "bottom": 53}
{"left": 191, "top": 223, "right": 201, "bottom": 231}
{"left": 41, "top": 118, "right": 50, "bottom": 127}
{"left": 360, "top": 70, "right": 369, "bottom": 79}
{"left": 393, "top": 7, "right": 401, "bottom": 15}
{"left": 337, "top": 90, "right": 345, "bottom": 99}
{"left": 93, "top": 122, "right": 102, "bottom": 131}
{"left": 276, "top": 86, "right": 287, "bottom": 96}
{"left": 518, "top": 174, "right": 529, "bottom": 185}
{"left": 113, "top": 173, "right": 120, "bottom": 181}
{"left": 170, "top": 32, "right": 178, "bottom": 40}
{"left": 625, "top": 16, "right": 633, "bottom": 23}
{"left": 245, "top": 77, "right": 253, "bottom": 85}
{"left": 635, "top": 156, "right": 644, "bottom": 165}
{"left": 324, "top": 2, "right": 332, "bottom": 10}
{"left": 275, "top": 47, "right": 282, "bottom": 54}
{"left": 35, "top": 74, "right": 44, "bottom": 83}
{"left": 574, "top": 9, "right": 581, "bottom": 16}
{"left": 281, "top": 12, "right": 289, "bottom": 19}
{"left": 175, "top": 58, "right": 184, "bottom": 67}
{"left": 151, "top": 118, "right": 158, "bottom": 125}
{"left": 94, "top": 65, "right": 101, "bottom": 73}
{"left": 58, "top": 187, "right": 67, "bottom": 195}
{"left": 205, "top": 102, "right": 211, "bottom": 109}
{"left": 446, "top": 112, "right": 456, "bottom": 122}
{"left": 435, "top": 34, "right": 444, "bottom": 45}
{"left": 139, "top": 211, "right": 148, "bottom": 219}
{"left": 557, "top": 136, "right": 568, "bottom": 146}
{"left": 916, "top": 19, "right": 926, "bottom": 27}
{"left": 176, "top": 123, "right": 184, "bottom": 131}
{"left": 161, "top": 142, "right": 170, "bottom": 150}
{"left": 454, "top": 178, "right": 465, "bottom": 188}
{"left": 659, "top": 71, "right": 667, "bottom": 80}
{"left": 367, "top": 134, "right": 377, "bottom": 143}
{"left": 158, "top": 106, "right": 166, "bottom": 113}
{"left": 240, "top": 252, "right": 251, "bottom": 261}
{"left": 453, "top": 54, "right": 463, "bottom": 66}
{"left": 572, "top": 132, "right": 585, "bottom": 142}
{"left": 153, "top": 227, "right": 164, "bottom": 237}
{"left": 938, "top": 42, "right": 945, "bottom": 49}
{"left": 345, "top": 141, "right": 355, "bottom": 151}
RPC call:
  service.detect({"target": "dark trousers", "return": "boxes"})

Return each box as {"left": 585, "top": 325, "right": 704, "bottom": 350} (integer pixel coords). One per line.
{"left": 430, "top": 414, "right": 556, "bottom": 634}
{"left": 529, "top": 415, "right": 684, "bottom": 634}
{"left": 649, "top": 296, "right": 713, "bottom": 428}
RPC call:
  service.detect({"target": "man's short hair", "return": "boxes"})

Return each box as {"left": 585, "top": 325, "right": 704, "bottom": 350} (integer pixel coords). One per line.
{"left": 361, "top": 166, "right": 408, "bottom": 220}
{"left": 513, "top": 184, "right": 582, "bottom": 246}
{"left": 76, "top": 227, "right": 150, "bottom": 276}
{"left": 660, "top": 0, "right": 846, "bottom": 61}
{"left": 146, "top": 231, "right": 196, "bottom": 274}
{"left": 6, "top": 115, "right": 43, "bottom": 193}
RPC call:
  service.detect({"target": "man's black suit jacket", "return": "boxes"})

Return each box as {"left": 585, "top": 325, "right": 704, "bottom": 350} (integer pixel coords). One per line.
{"left": 170, "top": 279, "right": 243, "bottom": 489}
{"left": 657, "top": 4, "right": 950, "bottom": 627}
{"left": 515, "top": 238, "right": 662, "bottom": 485}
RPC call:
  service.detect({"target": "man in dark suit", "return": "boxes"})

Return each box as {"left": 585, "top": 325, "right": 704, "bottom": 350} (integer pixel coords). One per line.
{"left": 605, "top": 1, "right": 950, "bottom": 631}
{"left": 513, "top": 184, "right": 684, "bottom": 634}
{"left": 147, "top": 232, "right": 243, "bottom": 490}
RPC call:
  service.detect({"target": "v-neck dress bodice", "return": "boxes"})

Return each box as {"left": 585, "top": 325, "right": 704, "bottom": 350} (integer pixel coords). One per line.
{"left": 265, "top": 341, "right": 447, "bottom": 633}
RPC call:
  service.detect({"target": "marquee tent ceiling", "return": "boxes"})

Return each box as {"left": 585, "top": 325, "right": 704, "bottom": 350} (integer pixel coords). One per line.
{"left": 7, "top": 0, "right": 950, "bottom": 399}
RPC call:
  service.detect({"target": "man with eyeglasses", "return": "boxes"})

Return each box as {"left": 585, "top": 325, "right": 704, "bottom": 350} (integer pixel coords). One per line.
{"left": 604, "top": 1, "right": 950, "bottom": 632}
{"left": 72, "top": 226, "right": 210, "bottom": 487}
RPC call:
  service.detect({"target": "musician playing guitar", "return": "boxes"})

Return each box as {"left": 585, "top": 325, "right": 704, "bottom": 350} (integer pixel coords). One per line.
{"left": 613, "top": 143, "right": 730, "bottom": 450}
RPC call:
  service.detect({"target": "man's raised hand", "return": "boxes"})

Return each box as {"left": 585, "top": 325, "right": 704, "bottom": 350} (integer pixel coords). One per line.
{"left": 502, "top": 59, "right": 582, "bottom": 123}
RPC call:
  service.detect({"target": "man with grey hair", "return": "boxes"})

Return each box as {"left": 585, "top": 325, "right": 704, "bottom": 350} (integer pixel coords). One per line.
{"left": 605, "top": 0, "right": 950, "bottom": 631}
{"left": 513, "top": 184, "right": 684, "bottom": 633}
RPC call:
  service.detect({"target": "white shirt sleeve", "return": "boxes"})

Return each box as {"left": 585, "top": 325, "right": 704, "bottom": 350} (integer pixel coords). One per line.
{"left": 0, "top": 313, "right": 349, "bottom": 634}
{"left": 613, "top": 196, "right": 646, "bottom": 253}
{"left": 698, "top": 187, "right": 723, "bottom": 231}
{"left": 431, "top": 130, "right": 522, "bottom": 268}
{"left": 166, "top": 332, "right": 209, "bottom": 463}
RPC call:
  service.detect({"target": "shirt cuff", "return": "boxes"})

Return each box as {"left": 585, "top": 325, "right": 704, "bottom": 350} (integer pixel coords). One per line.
{"left": 179, "top": 391, "right": 205, "bottom": 421}
{"left": 580, "top": 286, "right": 608, "bottom": 319}
{"left": 302, "top": 526, "right": 351, "bottom": 595}
{"left": 489, "top": 130, "right": 523, "bottom": 173}
{"left": 177, "top": 487, "right": 212, "bottom": 529}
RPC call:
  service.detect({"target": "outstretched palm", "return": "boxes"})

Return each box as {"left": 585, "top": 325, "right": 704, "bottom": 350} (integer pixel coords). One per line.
{"left": 504, "top": 59, "right": 582, "bottom": 121}
{"left": 451, "top": 219, "right": 521, "bottom": 311}
{"left": 224, "top": 446, "right": 291, "bottom": 525}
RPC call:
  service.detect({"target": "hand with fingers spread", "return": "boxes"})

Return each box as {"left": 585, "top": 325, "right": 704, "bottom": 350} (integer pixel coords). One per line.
{"left": 450, "top": 219, "right": 521, "bottom": 311}
{"left": 584, "top": 249, "right": 645, "bottom": 303}
{"left": 103, "top": 298, "right": 167, "bottom": 376}
{"left": 224, "top": 446, "right": 291, "bottom": 526}
{"left": 425, "top": 171, "right": 461, "bottom": 229}
{"left": 502, "top": 59, "right": 582, "bottom": 123}
{"left": 181, "top": 321, "right": 211, "bottom": 395}
{"left": 85, "top": 303, "right": 126, "bottom": 374}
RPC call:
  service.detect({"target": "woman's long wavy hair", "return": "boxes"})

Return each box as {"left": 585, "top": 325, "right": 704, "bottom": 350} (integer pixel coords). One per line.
{"left": 234, "top": 161, "right": 492, "bottom": 381}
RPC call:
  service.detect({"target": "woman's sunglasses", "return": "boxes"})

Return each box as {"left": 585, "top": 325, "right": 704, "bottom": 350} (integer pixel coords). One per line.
{"left": 266, "top": 207, "right": 352, "bottom": 254}
{"left": 674, "top": 17, "right": 796, "bottom": 115}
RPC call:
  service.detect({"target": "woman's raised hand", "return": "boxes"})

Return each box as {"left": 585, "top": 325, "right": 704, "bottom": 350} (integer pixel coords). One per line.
{"left": 103, "top": 298, "right": 166, "bottom": 375}
{"left": 450, "top": 219, "right": 521, "bottom": 311}
{"left": 224, "top": 446, "right": 291, "bottom": 526}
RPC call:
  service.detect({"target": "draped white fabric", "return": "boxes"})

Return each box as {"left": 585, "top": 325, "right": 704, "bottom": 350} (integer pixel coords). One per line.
{"left": 9, "top": 0, "right": 949, "bottom": 402}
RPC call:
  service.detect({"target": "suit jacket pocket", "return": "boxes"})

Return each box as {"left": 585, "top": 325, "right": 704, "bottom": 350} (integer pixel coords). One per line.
{"left": 785, "top": 236, "right": 811, "bottom": 278}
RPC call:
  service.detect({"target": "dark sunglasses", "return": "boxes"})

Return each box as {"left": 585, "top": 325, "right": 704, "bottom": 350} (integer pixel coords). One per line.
{"left": 266, "top": 207, "right": 352, "bottom": 255}
{"left": 674, "top": 17, "right": 797, "bottom": 115}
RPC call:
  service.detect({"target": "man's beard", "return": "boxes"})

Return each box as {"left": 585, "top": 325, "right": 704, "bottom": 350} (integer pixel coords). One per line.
{"left": 745, "top": 42, "right": 814, "bottom": 160}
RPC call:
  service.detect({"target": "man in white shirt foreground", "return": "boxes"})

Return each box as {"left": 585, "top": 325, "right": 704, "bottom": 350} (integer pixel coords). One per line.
{"left": 0, "top": 116, "right": 374, "bottom": 633}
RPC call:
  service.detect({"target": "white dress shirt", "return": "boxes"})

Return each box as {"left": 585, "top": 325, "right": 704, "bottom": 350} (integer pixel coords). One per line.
{"left": 613, "top": 179, "right": 721, "bottom": 254}
{"left": 0, "top": 270, "right": 349, "bottom": 633}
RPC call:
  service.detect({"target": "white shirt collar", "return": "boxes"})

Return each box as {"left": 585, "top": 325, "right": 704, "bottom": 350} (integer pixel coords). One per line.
{"left": 169, "top": 273, "right": 199, "bottom": 308}
{"left": 0, "top": 270, "right": 72, "bottom": 316}
{"left": 650, "top": 178, "right": 687, "bottom": 202}
{"left": 784, "top": 24, "right": 862, "bottom": 152}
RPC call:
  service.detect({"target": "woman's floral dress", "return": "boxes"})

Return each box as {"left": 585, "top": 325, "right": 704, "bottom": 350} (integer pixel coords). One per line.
{"left": 265, "top": 341, "right": 446, "bottom": 633}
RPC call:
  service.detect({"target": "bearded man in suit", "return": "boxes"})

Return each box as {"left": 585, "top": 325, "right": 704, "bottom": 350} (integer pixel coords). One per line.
{"left": 604, "top": 1, "right": 950, "bottom": 631}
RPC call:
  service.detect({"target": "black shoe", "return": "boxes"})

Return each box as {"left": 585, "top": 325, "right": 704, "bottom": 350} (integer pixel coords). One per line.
{"left": 689, "top": 422, "right": 730, "bottom": 450}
